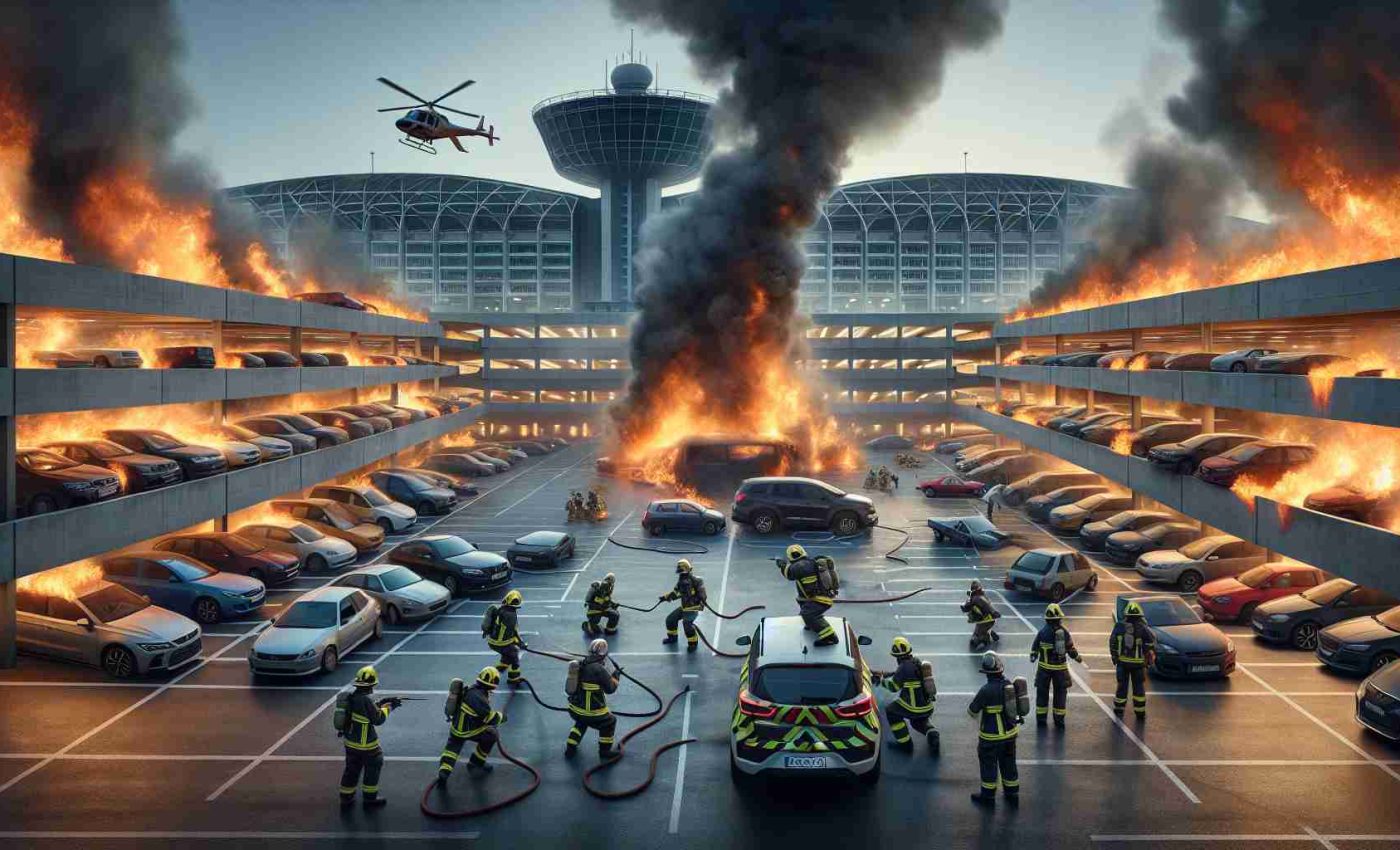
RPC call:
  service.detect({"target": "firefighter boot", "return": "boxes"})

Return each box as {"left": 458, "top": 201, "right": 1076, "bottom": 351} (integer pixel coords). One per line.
{"left": 971, "top": 790, "right": 996, "bottom": 806}
{"left": 926, "top": 729, "right": 940, "bottom": 757}
{"left": 1054, "top": 714, "right": 1066, "bottom": 730}
{"left": 363, "top": 796, "right": 387, "bottom": 810}
{"left": 467, "top": 761, "right": 493, "bottom": 776}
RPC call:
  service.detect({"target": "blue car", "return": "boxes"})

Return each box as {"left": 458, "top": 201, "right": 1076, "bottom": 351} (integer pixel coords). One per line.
{"left": 100, "top": 551, "right": 266, "bottom": 625}
{"left": 643, "top": 499, "right": 727, "bottom": 536}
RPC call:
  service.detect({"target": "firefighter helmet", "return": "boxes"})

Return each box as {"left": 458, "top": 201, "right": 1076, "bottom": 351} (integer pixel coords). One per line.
{"left": 603, "top": 572, "right": 616, "bottom": 585}
{"left": 476, "top": 666, "right": 501, "bottom": 688}
{"left": 1045, "top": 602, "right": 1065, "bottom": 621}
{"left": 675, "top": 559, "right": 692, "bottom": 574}
{"left": 786, "top": 544, "right": 807, "bottom": 561}
{"left": 1124, "top": 600, "right": 1144, "bottom": 619}
{"left": 890, "top": 636, "right": 913, "bottom": 657}
{"left": 979, "top": 651, "right": 1005, "bottom": 675}
{"left": 503, "top": 590, "right": 523, "bottom": 608}
{"left": 970, "top": 579, "right": 983, "bottom": 593}
{"left": 353, "top": 665, "right": 378, "bottom": 687}
{"left": 589, "top": 638, "right": 609, "bottom": 658}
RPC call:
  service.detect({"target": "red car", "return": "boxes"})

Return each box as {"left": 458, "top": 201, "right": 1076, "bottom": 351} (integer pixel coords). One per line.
{"left": 151, "top": 531, "right": 302, "bottom": 586}
{"left": 1197, "top": 562, "right": 1327, "bottom": 623}
{"left": 1195, "top": 440, "right": 1317, "bottom": 488}
{"left": 918, "top": 474, "right": 988, "bottom": 498}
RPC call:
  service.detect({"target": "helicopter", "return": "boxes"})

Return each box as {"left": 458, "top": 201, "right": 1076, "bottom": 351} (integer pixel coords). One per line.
{"left": 377, "top": 77, "right": 498, "bottom": 154}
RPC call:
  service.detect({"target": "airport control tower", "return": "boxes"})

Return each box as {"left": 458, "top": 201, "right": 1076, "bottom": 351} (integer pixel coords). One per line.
{"left": 533, "top": 60, "right": 714, "bottom": 305}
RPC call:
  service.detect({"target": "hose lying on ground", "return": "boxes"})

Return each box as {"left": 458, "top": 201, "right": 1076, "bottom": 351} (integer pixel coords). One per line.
{"left": 606, "top": 534, "right": 710, "bottom": 556}
{"left": 830, "top": 523, "right": 912, "bottom": 564}
{"left": 419, "top": 688, "right": 541, "bottom": 818}
{"left": 582, "top": 687, "right": 695, "bottom": 800}
{"left": 692, "top": 624, "right": 749, "bottom": 658}
{"left": 827, "top": 586, "right": 938, "bottom": 605}
{"left": 703, "top": 600, "right": 765, "bottom": 620}
{"left": 519, "top": 646, "right": 665, "bottom": 718}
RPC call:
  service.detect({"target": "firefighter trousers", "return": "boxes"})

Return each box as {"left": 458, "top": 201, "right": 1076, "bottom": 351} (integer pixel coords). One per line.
{"left": 439, "top": 728, "right": 497, "bottom": 775}
{"left": 584, "top": 609, "right": 620, "bottom": 635}
{"left": 976, "top": 737, "right": 1019, "bottom": 795}
{"left": 491, "top": 644, "right": 522, "bottom": 683}
{"left": 1114, "top": 664, "right": 1147, "bottom": 715}
{"left": 339, "top": 746, "right": 384, "bottom": 801}
{"left": 798, "top": 599, "right": 836, "bottom": 642}
{"left": 664, "top": 608, "right": 699, "bottom": 645}
{"left": 885, "top": 702, "right": 933, "bottom": 744}
{"left": 970, "top": 620, "right": 996, "bottom": 648}
{"left": 1035, "top": 667, "right": 1071, "bottom": 718}
{"left": 565, "top": 711, "right": 618, "bottom": 754}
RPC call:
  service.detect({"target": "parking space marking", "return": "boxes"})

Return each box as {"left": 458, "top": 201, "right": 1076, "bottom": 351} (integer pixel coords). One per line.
{"left": 710, "top": 524, "right": 739, "bottom": 650}
{"left": 559, "top": 508, "right": 637, "bottom": 603}
{"left": 1091, "top": 832, "right": 1400, "bottom": 845}
{"left": 491, "top": 451, "right": 597, "bottom": 517}
{"left": 667, "top": 689, "right": 694, "bottom": 835}
{"left": 0, "top": 831, "right": 480, "bottom": 841}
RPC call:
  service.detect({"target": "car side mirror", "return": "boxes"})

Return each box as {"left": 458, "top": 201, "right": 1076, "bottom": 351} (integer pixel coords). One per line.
{"left": 857, "top": 635, "right": 873, "bottom": 646}
{"left": 75, "top": 617, "right": 93, "bottom": 630}
{"left": 735, "top": 635, "right": 752, "bottom": 647}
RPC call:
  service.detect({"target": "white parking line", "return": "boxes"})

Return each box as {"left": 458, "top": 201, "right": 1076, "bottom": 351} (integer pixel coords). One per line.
{"left": 710, "top": 524, "right": 739, "bottom": 651}
{"left": 0, "top": 831, "right": 480, "bottom": 841}
{"left": 558, "top": 508, "right": 637, "bottom": 603}
{"left": 667, "top": 689, "right": 694, "bottom": 835}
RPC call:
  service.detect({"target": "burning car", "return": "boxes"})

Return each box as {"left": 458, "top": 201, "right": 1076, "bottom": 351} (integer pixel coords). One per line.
{"left": 1210, "top": 348, "right": 1279, "bottom": 373}
{"left": 41, "top": 439, "right": 183, "bottom": 493}
{"left": 292, "top": 291, "right": 380, "bottom": 313}
{"left": 16, "top": 447, "right": 122, "bottom": 515}
{"left": 1195, "top": 439, "right": 1317, "bottom": 488}
{"left": 1303, "top": 485, "right": 1400, "bottom": 524}
{"left": 70, "top": 347, "right": 142, "bottom": 368}
{"left": 104, "top": 429, "right": 228, "bottom": 480}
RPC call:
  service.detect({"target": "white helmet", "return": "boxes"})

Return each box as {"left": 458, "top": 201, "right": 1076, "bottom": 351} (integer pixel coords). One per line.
{"left": 589, "top": 638, "right": 609, "bottom": 658}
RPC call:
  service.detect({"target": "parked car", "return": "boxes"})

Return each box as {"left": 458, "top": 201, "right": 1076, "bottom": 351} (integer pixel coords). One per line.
{"left": 952, "top": 443, "right": 998, "bottom": 466}
{"left": 271, "top": 498, "right": 385, "bottom": 552}
{"left": 313, "top": 352, "right": 350, "bottom": 366}
{"left": 226, "top": 352, "right": 268, "bottom": 368}
{"left": 1094, "top": 349, "right": 1138, "bottom": 368}
{"left": 731, "top": 476, "right": 879, "bottom": 536}
{"left": 293, "top": 291, "right": 380, "bottom": 312}
{"left": 245, "top": 350, "right": 299, "bottom": 367}
{"left": 33, "top": 350, "right": 93, "bottom": 368}
{"left": 237, "top": 522, "right": 358, "bottom": 572}
{"left": 1045, "top": 407, "right": 1109, "bottom": 431}
{"left": 248, "top": 586, "right": 382, "bottom": 676}
{"left": 1210, "top": 348, "right": 1278, "bottom": 373}
{"left": 354, "top": 403, "right": 412, "bottom": 428}
{"left": 423, "top": 451, "right": 496, "bottom": 478}
{"left": 237, "top": 415, "right": 337, "bottom": 451}
{"left": 1197, "top": 562, "right": 1328, "bottom": 623}
{"left": 1251, "top": 579, "right": 1400, "bottom": 650}
{"left": 1255, "top": 352, "right": 1354, "bottom": 375}
{"left": 866, "top": 434, "right": 915, "bottom": 450}
{"left": 368, "top": 470, "right": 457, "bottom": 515}
{"left": 1162, "top": 351, "right": 1221, "bottom": 371}
{"left": 1129, "top": 421, "right": 1203, "bottom": 457}
{"left": 298, "top": 352, "right": 331, "bottom": 367}
{"left": 1001, "top": 471, "right": 1101, "bottom": 507}
{"left": 1120, "top": 351, "right": 1174, "bottom": 370}
{"left": 104, "top": 429, "right": 228, "bottom": 479}
{"left": 1134, "top": 534, "right": 1267, "bottom": 592}
{"left": 41, "top": 439, "right": 183, "bottom": 493}
{"left": 966, "top": 454, "right": 1055, "bottom": 487}
{"left": 15, "top": 579, "right": 201, "bottom": 678}
{"left": 308, "top": 483, "right": 417, "bottom": 533}
{"left": 374, "top": 402, "right": 426, "bottom": 423}
{"left": 220, "top": 424, "right": 294, "bottom": 461}
{"left": 1060, "top": 411, "right": 1127, "bottom": 437}
{"left": 70, "top": 347, "right": 142, "bottom": 368}
{"left": 209, "top": 437, "right": 263, "bottom": 469}
{"left": 1025, "top": 484, "right": 1113, "bottom": 522}
{"left": 1195, "top": 440, "right": 1317, "bottom": 488}
{"left": 303, "top": 409, "right": 376, "bottom": 439}
{"left": 154, "top": 345, "right": 215, "bottom": 369}
{"left": 381, "top": 466, "right": 478, "bottom": 497}
{"left": 1078, "top": 510, "right": 1177, "bottom": 551}
{"left": 152, "top": 532, "right": 301, "bottom": 585}
{"left": 499, "top": 440, "right": 551, "bottom": 456}
{"left": 917, "top": 474, "right": 987, "bottom": 498}
{"left": 1316, "top": 605, "right": 1400, "bottom": 675}
{"left": 506, "top": 530, "right": 577, "bottom": 569}
{"left": 1116, "top": 594, "right": 1236, "bottom": 679}
{"left": 418, "top": 394, "right": 468, "bottom": 414}
{"left": 332, "top": 565, "right": 451, "bottom": 624}
{"left": 1047, "top": 492, "right": 1136, "bottom": 534}
{"left": 471, "top": 447, "right": 515, "bottom": 466}
{"left": 1059, "top": 351, "right": 1112, "bottom": 367}
{"left": 730, "top": 616, "right": 880, "bottom": 782}
{"left": 1103, "top": 521, "right": 1199, "bottom": 566}
{"left": 1303, "top": 486, "right": 1400, "bottom": 524}
{"left": 368, "top": 354, "right": 406, "bottom": 366}
{"left": 1355, "top": 661, "right": 1400, "bottom": 741}
{"left": 1147, "top": 432, "right": 1260, "bottom": 475}
{"left": 1080, "top": 415, "right": 1178, "bottom": 446}
{"left": 955, "top": 447, "right": 1018, "bottom": 473}
{"left": 643, "top": 499, "right": 727, "bottom": 536}
{"left": 464, "top": 450, "right": 510, "bottom": 473}
{"left": 16, "top": 447, "right": 122, "bottom": 515}
{"left": 387, "top": 534, "right": 513, "bottom": 596}
{"left": 1004, "top": 548, "right": 1098, "bottom": 600}
{"left": 927, "top": 515, "right": 1012, "bottom": 549}
{"left": 100, "top": 551, "right": 265, "bottom": 625}
{"left": 932, "top": 434, "right": 996, "bottom": 453}
{"left": 478, "top": 443, "right": 529, "bottom": 461}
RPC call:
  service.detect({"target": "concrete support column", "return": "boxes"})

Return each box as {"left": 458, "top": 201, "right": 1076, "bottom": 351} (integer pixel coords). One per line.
{"left": 993, "top": 342, "right": 1002, "bottom": 404}
{"left": 1130, "top": 395, "right": 1142, "bottom": 430}
{"left": 1201, "top": 322, "right": 1214, "bottom": 351}
{"left": 1086, "top": 388, "right": 1096, "bottom": 410}
{"left": 432, "top": 342, "right": 442, "bottom": 392}
{"left": 1201, "top": 404, "right": 1216, "bottom": 432}
{"left": 1, "top": 300, "right": 14, "bottom": 668}
{"left": 211, "top": 320, "right": 224, "bottom": 364}
{"left": 289, "top": 327, "right": 303, "bottom": 358}
{"left": 1053, "top": 334, "right": 1065, "bottom": 405}
{"left": 348, "top": 332, "right": 361, "bottom": 364}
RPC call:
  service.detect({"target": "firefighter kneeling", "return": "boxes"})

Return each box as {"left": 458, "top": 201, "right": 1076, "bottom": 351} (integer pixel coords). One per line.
{"left": 335, "top": 665, "right": 402, "bottom": 809}
{"left": 582, "top": 572, "right": 620, "bottom": 636}
{"left": 565, "top": 638, "right": 621, "bottom": 758}
{"left": 777, "top": 544, "right": 840, "bottom": 647}
{"left": 968, "top": 652, "right": 1028, "bottom": 806}
{"left": 1110, "top": 600, "right": 1156, "bottom": 719}
{"left": 1031, "top": 602, "right": 1082, "bottom": 729}
{"left": 438, "top": 667, "right": 505, "bottom": 784}
{"left": 874, "top": 636, "right": 939, "bottom": 755}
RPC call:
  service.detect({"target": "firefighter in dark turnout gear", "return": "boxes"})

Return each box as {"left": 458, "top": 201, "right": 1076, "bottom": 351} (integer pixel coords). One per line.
{"left": 777, "top": 544, "right": 838, "bottom": 646}
{"left": 1110, "top": 600, "right": 1156, "bottom": 719}
{"left": 582, "top": 572, "right": 620, "bottom": 636}
{"left": 339, "top": 665, "right": 402, "bottom": 808}
{"left": 875, "top": 636, "right": 938, "bottom": 752}
{"left": 660, "top": 560, "right": 706, "bottom": 652}
{"left": 487, "top": 590, "right": 525, "bottom": 684}
{"left": 968, "top": 652, "right": 1020, "bottom": 805}
{"left": 1031, "top": 602, "right": 1082, "bottom": 729}
{"left": 437, "top": 667, "right": 505, "bottom": 784}
{"left": 565, "top": 638, "right": 620, "bottom": 758}
{"left": 961, "top": 580, "right": 1000, "bottom": 650}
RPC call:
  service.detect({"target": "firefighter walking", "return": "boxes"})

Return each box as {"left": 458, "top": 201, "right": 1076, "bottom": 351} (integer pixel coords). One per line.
{"left": 777, "top": 544, "right": 839, "bottom": 647}
{"left": 1110, "top": 600, "right": 1156, "bottom": 719}
{"left": 485, "top": 590, "right": 526, "bottom": 685}
{"left": 337, "top": 665, "right": 402, "bottom": 809}
{"left": 875, "top": 636, "right": 938, "bottom": 754}
{"left": 565, "top": 638, "right": 620, "bottom": 758}
{"left": 961, "top": 580, "right": 1000, "bottom": 651}
{"left": 1031, "top": 602, "right": 1082, "bottom": 729}
{"left": 660, "top": 559, "right": 706, "bottom": 652}
{"left": 968, "top": 652, "right": 1025, "bottom": 806}
{"left": 582, "top": 572, "right": 620, "bottom": 636}
{"left": 437, "top": 667, "right": 505, "bottom": 784}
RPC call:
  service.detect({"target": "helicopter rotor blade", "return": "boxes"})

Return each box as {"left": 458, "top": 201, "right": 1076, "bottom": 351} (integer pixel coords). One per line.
{"left": 377, "top": 77, "right": 431, "bottom": 105}
{"left": 431, "top": 79, "right": 476, "bottom": 104}
{"left": 377, "top": 105, "right": 423, "bottom": 112}
{"left": 436, "top": 106, "right": 482, "bottom": 119}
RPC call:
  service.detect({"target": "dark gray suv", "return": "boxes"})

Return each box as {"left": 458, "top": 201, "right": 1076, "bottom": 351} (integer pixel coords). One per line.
{"left": 731, "top": 477, "right": 878, "bottom": 536}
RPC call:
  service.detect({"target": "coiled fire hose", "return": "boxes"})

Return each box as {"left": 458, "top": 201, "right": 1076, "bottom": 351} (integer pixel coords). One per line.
{"left": 606, "top": 533, "right": 711, "bottom": 556}
{"left": 419, "top": 687, "right": 541, "bottom": 818}
{"left": 582, "top": 687, "right": 695, "bottom": 800}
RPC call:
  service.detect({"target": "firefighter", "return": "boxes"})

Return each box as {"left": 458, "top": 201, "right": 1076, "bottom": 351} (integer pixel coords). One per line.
{"left": 582, "top": 572, "right": 620, "bottom": 636}
{"left": 486, "top": 590, "right": 526, "bottom": 685}
{"left": 437, "top": 667, "right": 505, "bottom": 785}
{"left": 565, "top": 638, "right": 620, "bottom": 758}
{"left": 874, "top": 636, "right": 937, "bottom": 753}
{"left": 339, "top": 665, "right": 402, "bottom": 809}
{"left": 1110, "top": 600, "right": 1156, "bottom": 719}
{"left": 660, "top": 560, "right": 706, "bottom": 652}
{"left": 1030, "top": 602, "right": 1082, "bottom": 729}
{"left": 960, "top": 580, "right": 1000, "bottom": 651}
{"left": 967, "top": 652, "right": 1020, "bottom": 806}
{"left": 777, "top": 544, "right": 839, "bottom": 647}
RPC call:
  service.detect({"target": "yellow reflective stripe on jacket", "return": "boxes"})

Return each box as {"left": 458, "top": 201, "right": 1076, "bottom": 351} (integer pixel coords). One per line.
{"left": 975, "top": 705, "right": 1018, "bottom": 741}
{"left": 569, "top": 682, "right": 611, "bottom": 717}
{"left": 1115, "top": 633, "right": 1146, "bottom": 663}
{"left": 1037, "top": 642, "right": 1069, "bottom": 670}
{"left": 345, "top": 712, "right": 380, "bottom": 750}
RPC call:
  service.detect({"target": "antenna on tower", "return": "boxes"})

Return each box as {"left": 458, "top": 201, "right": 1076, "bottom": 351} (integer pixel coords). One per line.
{"left": 630, "top": 27, "right": 635, "bottom": 61}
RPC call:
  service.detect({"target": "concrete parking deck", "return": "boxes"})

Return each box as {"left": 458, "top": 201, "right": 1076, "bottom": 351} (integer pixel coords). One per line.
{"left": 0, "top": 442, "right": 1396, "bottom": 847}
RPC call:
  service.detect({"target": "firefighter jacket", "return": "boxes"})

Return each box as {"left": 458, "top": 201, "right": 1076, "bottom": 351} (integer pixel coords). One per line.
{"left": 882, "top": 656, "right": 934, "bottom": 714}
{"left": 1032, "top": 624, "right": 1081, "bottom": 671}
{"left": 662, "top": 575, "right": 706, "bottom": 612}
{"left": 567, "top": 657, "right": 619, "bottom": 717}
{"left": 961, "top": 592, "right": 997, "bottom": 625}
{"left": 486, "top": 605, "right": 521, "bottom": 648}
{"left": 585, "top": 581, "right": 617, "bottom": 616}
{"left": 344, "top": 689, "right": 392, "bottom": 751}
{"left": 780, "top": 557, "right": 833, "bottom": 604}
{"left": 1110, "top": 620, "right": 1156, "bottom": 666}
{"left": 450, "top": 683, "right": 503, "bottom": 739}
{"left": 967, "top": 675, "right": 1019, "bottom": 742}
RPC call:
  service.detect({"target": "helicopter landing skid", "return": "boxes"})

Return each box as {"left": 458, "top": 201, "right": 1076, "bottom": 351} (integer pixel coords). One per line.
{"left": 398, "top": 136, "right": 437, "bottom": 155}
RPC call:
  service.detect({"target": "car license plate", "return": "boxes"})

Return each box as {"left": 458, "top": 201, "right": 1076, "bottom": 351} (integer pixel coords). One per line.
{"left": 782, "top": 755, "right": 828, "bottom": 770}
{"left": 1364, "top": 702, "right": 1386, "bottom": 717}
{"left": 1189, "top": 664, "right": 1220, "bottom": 673}
{"left": 515, "top": 556, "right": 533, "bottom": 563}
{"left": 98, "top": 482, "right": 119, "bottom": 497}
{"left": 492, "top": 570, "right": 508, "bottom": 579}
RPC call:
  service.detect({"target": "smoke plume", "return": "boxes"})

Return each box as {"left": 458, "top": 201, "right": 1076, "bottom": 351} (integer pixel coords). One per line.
{"left": 608, "top": 0, "right": 1006, "bottom": 455}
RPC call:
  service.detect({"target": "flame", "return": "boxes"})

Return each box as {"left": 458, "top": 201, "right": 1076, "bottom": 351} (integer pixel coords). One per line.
{"left": 1011, "top": 409, "right": 1039, "bottom": 425}
{"left": 17, "top": 402, "right": 234, "bottom": 450}
{"left": 16, "top": 561, "right": 104, "bottom": 602}
{"left": 1307, "top": 349, "right": 1399, "bottom": 406}
{"left": 1110, "top": 429, "right": 1135, "bottom": 456}
{"left": 1127, "top": 355, "right": 1150, "bottom": 372}
{"left": 0, "top": 81, "right": 70, "bottom": 262}
{"left": 15, "top": 316, "right": 77, "bottom": 367}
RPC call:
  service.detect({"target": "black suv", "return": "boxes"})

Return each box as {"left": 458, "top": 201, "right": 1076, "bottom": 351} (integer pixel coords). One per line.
{"left": 731, "top": 477, "right": 877, "bottom": 536}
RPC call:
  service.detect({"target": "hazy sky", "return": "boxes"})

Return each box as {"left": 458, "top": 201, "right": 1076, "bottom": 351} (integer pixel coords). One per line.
{"left": 175, "top": 0, "right": 1184, "bottom": 196}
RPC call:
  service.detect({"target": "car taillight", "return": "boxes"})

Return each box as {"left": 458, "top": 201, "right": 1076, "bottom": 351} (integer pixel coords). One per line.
{"left": 1004, "top": 579, "right": 1014, "bottom": 590}
{"left": 834, "top": 692, "right": 874, "bottom": 719}
{"left": 738, "top": 689, "right": 778, "bottom": 719}
{"left": 734, "top": 492, "right": 747, "bottom": 503}
{"left": 642, "top": 511, "right": 651, "bottom": 523}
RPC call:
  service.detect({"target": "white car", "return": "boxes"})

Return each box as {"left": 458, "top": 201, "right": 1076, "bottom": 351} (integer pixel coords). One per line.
{"left": 237, "top": 522, "right": 358, "bottom": 572}
{"left": 468, "top": 451, "right": 510, "bottom": 472}
{"left": 1135, "top": 534, "right": 1268, "bottom": 592}
{"left": 248, "top": 586, "right": 382, "bottom": 676}
{"left": 307, "top": 484, "right": 417, "bottom": 533}
{"left": 70, "top": 347, "right": 143, "bottom": 368}
{"left": 332, "top": 565, "right": 451, "bottom": 624}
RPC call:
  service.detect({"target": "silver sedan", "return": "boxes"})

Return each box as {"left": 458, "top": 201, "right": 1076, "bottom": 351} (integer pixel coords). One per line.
{"left": 331, "top": 565, "right": 451, "bottom": 624}
{"left": 236, "top": 522, "right": 359, "bottom": 572}
{"left": 248, "top": 586, "right": 382, "bottom": 676}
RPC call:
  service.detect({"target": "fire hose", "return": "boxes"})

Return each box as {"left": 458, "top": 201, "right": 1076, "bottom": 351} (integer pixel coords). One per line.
{"left": 582, "top": 687, "right": 695, "bottom": 800}
{"left": 691, "top": 624, "right": 749, "bottom": 658}
{"left": 606, "top": 533, "right": 710, "bottom": 556}
{"left": 831, "top": 523, "right": 911, "bottom": 565}
{"left": 520, "top": 645, "right": 664, "bottom": 718}
{"left": 419, "top": 688, "right": 541, "bottom": 819}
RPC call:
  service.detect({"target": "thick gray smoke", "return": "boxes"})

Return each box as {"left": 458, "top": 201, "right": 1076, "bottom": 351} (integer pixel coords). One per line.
{"left": 1027, "top": 0, "right": 1400, "bottom": 312}
{"left": 608, "top": 0, "right": 1006, "bottom": 447}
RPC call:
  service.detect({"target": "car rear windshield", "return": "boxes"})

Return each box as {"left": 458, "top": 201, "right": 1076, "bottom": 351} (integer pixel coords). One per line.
{"left": 379, "top": 567, "right": 421, "bottom": 592}
{"left": 1139, "top": 598, "right": 1200, "bottom": 626}
{"left": 79, "top": 584, "right": 149, "bottom": 622}
{"left": 1013, "top": 551, "right": 1055, "bottom": 575}
{"left": 1142, "top": 524, "right": 1182, "bottom": 542}
{"left": 362, "top": 487, "right": 392, "bottom": 507}
{"left": 431, "top": 537, "right": 476, "bottom": 557}
{"left": 1236, "top": 566, "right": 1274, "bottom": 588}
{"left": 752, "top": 664, "right": 857, "bottom": 706}
{"left": 1303, "top": 579, "right": 1355, "bottom": 605}
{"left": 394, "top": 474, "right": 430, "bottom": 492}
{"left": 277, "top": 601, "right": 337, "bottom": 628}
{"left": 1220, "top": 443, "right": 1266, "bottom": 462}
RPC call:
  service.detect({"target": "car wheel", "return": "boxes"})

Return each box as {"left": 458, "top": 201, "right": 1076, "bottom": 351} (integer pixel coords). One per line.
{"left": 101, "top": 645, "right": 137, "bottom": 679}
{"left": 306, "top": 554, "right": 328, "bottom": 573}
{"left": 647, "top": 522, "right": 663, "bottom": 537}
{"left": 702, "top": 520, "right": 718, "bottom": 535}
{"left": 193, "top": 597, "right": 222, "bottom": 625}
{"left": 1086, "top": 574, "right": 1099, "bottom": 591}
{"left": 920, "top": 488, "right": 932, "bottom": 498}
{"left": 372, "top": 617, "right": 384, "bottom": 640}
{"left": 29, "top": 494, "right": 57, "bottom": 516}
{"left": 1238, "top": 602, "right": 1258, "bottom": 624}
{"left": 377, "top": 518, "right": 394, "bottom": 534}
{"left": 94, "top": 356, "right": 110, "bottom": 368}
{"left": 321, "top": 646, "right": 339, "bottom": 673}
{"left": 1230, "top": 362, "right": 1247, "bottom": 373}
{"left": 418, "top": 500, "right": 435, "bottom": 515}
{"left": 384, "top": 605, "right": 401, "bottom": 625}
{"left": 444, "top": 575, "right": 461, "bottom": 597}
{"left": 832, "top": 513, "right": 860, "bottom": 536}
{"left": 1291, "top": 621, "right": 1320, "bottom": 650}
{"left": 1049, "top": 583, "right": 1066, "bottom": 602}
{"left": 1177, "top": 571, "right": 1204, "bottom": 593}
{"left": 1370, "top": 652, "right": 1398, "bottom": 673}
{"left": 751, "top": 511, "right": 779, "bottom": 535}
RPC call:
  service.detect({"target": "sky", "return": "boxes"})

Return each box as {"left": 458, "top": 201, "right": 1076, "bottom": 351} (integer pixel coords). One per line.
{"left": 175, "top": 0, "right": 1185, "bottom": 197}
